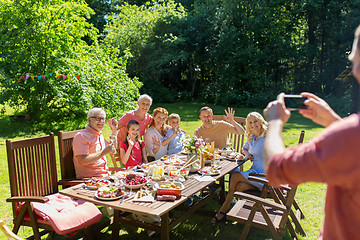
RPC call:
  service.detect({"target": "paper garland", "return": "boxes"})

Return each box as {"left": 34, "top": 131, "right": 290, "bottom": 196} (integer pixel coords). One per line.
{"left": 1, "top": 72, "right": 80, "bottom": 84}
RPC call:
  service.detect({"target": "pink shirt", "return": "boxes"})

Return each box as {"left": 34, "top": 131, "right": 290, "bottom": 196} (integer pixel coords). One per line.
{"left": 73, "top": 125, "right": 109, "bottom": 178}
{"left": 117, "top": 110, "right": 152, "bottom": 142}
{"left": 119, "top": 141, "right": 145, "bottom": 168}
{"left": 267, "top": 114, "right": 360, "bottom": 240}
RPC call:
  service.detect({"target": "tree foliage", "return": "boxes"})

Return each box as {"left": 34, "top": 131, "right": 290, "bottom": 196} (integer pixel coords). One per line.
{"left": 105, "top": 0, "right": 360, "bottom": 112}
{"left": 0, "top": 0, "right": 141, "bottom": 130}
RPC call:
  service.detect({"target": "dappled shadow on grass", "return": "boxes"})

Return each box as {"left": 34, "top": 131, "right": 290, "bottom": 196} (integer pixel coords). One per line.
{"left": 91, "top": 197, "right": 297, "bottom": 240}
{"left": 0, "top": 115, "right": 39, "bottom": 139}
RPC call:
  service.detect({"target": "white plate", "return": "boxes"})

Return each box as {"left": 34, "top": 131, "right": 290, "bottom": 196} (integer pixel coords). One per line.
{"left": 198, "top": 167, "right": 220, "bottom": 176}
{"left": 94, "top": 192, "right": 122, "bottom": 201}
{"left": 84, "top": 180, "right": 110, "bottom": 190}
{"left": 132, "top": 189, "right": 154, "bottom": 203}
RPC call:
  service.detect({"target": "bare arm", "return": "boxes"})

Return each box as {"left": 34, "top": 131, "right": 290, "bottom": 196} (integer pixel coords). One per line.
{"left": 224, "top": 107, "right": 245, "bottom": 135}
{"left": 119, "top": 137, "right": 134, "bottom": 165}
{"left": 161, "top": 127, "right": 180, "bottom": 146}
{"left": 151, "top": 136, "right": 161, "bottom": 154}
{"left": 263, "top": 93, "right": 290, "bottom": 171}
{"left": 141, "top": 145, "right": 148, "bottom": 164}
{"left": 117, "top": 120, "right": 125, "bottom": 131}
{"left": 241, "top": 148, "right": 253, "bottom": 161}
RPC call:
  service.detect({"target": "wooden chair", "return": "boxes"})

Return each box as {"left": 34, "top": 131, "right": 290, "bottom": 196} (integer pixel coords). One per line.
{"left": 0, "top": 220, "right": 24, "bottom": 240}
{"left": 58, "top": 130, "right": 84, "bottom": 186}
{"left": 212, "top": 115, "right": 246, "bottom": 152}
{"left": 110, "top": 151, "right": 124, "bottom": 168}
{"left": 6, "top": 133, "right": 102, "bottom": 240}
{"left": 226, "top": 130, "right": 306, "bottom": 239}
{"left": 244, "top": 130, "right": 306, "bottom": 220}
{"left": 227, "top": 182, "right": 300, "bottom": 239}
{"left": 6, "top": 133, "right": 58, "bottom": 239}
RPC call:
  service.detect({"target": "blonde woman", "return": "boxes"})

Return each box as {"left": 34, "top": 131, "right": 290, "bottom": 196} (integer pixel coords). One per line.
{"left": 212, "top": 112, "right": 268, "bottom": 223}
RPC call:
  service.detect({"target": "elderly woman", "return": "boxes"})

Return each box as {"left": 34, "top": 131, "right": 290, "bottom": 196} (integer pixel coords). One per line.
{"left": 117, "top": 94, "right": 153, "bottom": 143}
{"left": 212, "top": 112, "right": 268, "bottom": 223}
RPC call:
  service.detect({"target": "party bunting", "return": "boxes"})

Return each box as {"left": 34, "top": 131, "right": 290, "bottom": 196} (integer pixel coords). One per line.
{"left": 2, "top": 72, "right": 80, "bottom": 84}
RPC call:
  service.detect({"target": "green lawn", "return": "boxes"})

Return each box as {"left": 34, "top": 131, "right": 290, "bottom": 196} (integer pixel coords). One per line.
{"left": 0, "top": 102, "right": 326, "bottom": 240}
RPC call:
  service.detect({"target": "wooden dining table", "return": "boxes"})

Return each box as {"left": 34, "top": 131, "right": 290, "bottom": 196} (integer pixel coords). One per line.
{"left": 59, "top": 158, "right": 242, "bottom": 240}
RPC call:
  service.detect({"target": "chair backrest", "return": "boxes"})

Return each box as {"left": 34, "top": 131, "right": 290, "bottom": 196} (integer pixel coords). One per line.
{"left": 0, "top": 220, "right": 25, "bottom": 240}
{"left": 110, "top": 152, "right": 123, "bottom": 168}
{"left": 58, "top": 130, "right": 82, "bottom": 180}
{"left": 6, "top": 133, "right": 58, "bottom": 216}
{"left": 298, "top": 130, "right": 305, "bottom": 144}
{"left": 212, "top": 115, "right": 246, "bottom": 152}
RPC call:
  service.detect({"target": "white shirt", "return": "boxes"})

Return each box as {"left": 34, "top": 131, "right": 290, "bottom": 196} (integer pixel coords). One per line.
{"left": 144, "top": 126, "right": 168, "bottom": 160}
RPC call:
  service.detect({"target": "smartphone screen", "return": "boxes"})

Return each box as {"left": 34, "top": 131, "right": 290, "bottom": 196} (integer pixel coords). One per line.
{"left": 284, "top": 95, "right": 308, "bottom": 110}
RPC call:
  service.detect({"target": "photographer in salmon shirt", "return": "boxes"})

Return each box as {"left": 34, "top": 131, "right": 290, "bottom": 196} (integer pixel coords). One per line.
{"left": 263, "top": 26, "right": 360, "bottom": 240}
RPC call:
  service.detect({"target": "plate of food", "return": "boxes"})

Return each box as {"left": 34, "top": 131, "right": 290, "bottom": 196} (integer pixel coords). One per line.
{"left": 122, "top": 174, "right": 148, "bottom": 189}
{"left": 225, "top": 152, "right": 244, "bottom": 161}
{"left": 95, "top": 186, "right": 123, "bottom": 200}
{"left": 132, "top": 188, "right": 154, "bottom": 203}
{"left": 85, "top": 178, "right": 110, "bottom": 190}
{"left": 198, "top": 166, "right": 220, "bottom": 176}
{"left": 162, "top": 157, "right": 187, "bottom": 166}
{"left": 154, "top": 181, "right": 184, "bottom": 197}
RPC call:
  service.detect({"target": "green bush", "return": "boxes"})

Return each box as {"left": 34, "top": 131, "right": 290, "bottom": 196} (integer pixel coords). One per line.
{"left": 0, "top": 0, "right": 141, "bottom": 131}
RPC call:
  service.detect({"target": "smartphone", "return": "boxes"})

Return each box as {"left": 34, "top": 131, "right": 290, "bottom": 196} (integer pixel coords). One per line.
{"left": 284, "top": 95, "right": 308, "bottom": 110}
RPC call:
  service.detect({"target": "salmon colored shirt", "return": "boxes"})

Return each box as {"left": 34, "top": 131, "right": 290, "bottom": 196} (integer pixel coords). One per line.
{"left": 194, "top": 120, "right": 237, "bottom": 149}
{"left": 73, "top": 125, "right": 109, "bottom": 178}
{"left": 267, "top": 113, "right": 360, "bottom": 240}
{"left": 117, "top": 110, "right": 152, "bottom": 143}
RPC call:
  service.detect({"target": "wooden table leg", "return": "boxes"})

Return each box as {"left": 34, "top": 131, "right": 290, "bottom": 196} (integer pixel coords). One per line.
{"left": 219, "top": 176, "right": 226, "bottom": 203}
{"left": 160, "top": 212, "right": 170, "bottom": 240}
{"left": 111, "top": 209, "right": 121, "bottom": 240}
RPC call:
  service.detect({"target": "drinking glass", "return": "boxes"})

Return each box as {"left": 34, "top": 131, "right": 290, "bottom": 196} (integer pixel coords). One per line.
{"left": 226, "top": 138, "right": 233, "bottom": 149}
{"left": 109, "top": 135, "right": 116, "bottom": 145}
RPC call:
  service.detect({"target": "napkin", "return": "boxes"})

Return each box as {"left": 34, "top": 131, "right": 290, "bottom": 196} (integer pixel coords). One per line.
{"left": 194, "top": 175, "right": 216, "bottom": 182}
{"left": 132, "top": 195, "right": 155, "bottom": 203}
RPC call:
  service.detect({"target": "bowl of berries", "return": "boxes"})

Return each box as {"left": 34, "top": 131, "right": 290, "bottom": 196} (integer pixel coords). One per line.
{"left": 122, "top": 173, "right": 148, "bottom": 190}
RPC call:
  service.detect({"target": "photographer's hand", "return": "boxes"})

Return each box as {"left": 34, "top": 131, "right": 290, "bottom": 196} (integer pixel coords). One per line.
{"left": 263, "top": 93, "right": 290, "bottom": 123}
{"left": 299, "top": 92, "right": 342, "bottom": 127}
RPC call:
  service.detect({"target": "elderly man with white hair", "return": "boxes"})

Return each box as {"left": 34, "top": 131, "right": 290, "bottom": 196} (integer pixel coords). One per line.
{"left": 73, "top": 108, "right": 117, "bottom": 178}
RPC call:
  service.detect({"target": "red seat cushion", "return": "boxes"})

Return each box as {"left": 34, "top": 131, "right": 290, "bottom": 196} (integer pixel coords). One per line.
{"left": 30, "top": 193, "right": 102, "bottom": 235}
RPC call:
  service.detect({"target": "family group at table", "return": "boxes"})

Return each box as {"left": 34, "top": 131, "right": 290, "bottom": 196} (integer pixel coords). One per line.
{"left": 71, "top": 93, "right": 268, "bottom": 224}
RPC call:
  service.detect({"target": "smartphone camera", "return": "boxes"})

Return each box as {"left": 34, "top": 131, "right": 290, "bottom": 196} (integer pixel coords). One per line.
{"left": 284, "top": 95, "right": 308, "bottom": 110}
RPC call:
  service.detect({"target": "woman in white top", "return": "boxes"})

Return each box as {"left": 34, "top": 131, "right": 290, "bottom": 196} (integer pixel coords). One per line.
{"left": 212, "top": 112, "right": 268, "bottom": 223}
{"left": 144, "top": 107, "right": 180, "bottom": 160}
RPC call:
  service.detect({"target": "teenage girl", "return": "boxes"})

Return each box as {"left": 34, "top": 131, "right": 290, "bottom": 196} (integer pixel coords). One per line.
{"left": 119, "top": 120, "right": 148, "bottom": 168}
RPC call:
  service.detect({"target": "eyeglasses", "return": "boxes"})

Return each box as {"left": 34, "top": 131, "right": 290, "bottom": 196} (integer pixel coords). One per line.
{"left": 90, "top": 117, "right": 106, "bottom": 122}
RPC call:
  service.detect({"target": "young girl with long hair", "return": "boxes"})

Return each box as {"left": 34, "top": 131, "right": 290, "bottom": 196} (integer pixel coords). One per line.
{"left": 119, "top": 120, "right": 148, "bottom": 168}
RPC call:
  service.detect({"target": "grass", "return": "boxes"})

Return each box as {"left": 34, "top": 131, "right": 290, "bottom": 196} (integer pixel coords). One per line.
{"left": 0, "top": 102, "right": 326, "bottom": 240}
